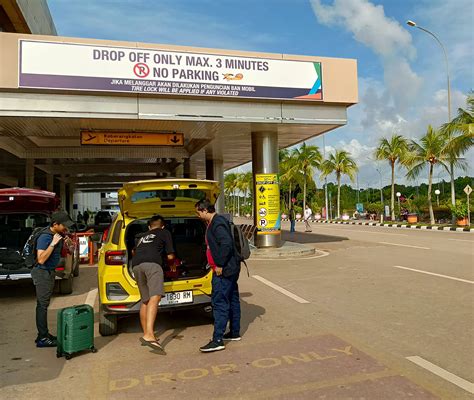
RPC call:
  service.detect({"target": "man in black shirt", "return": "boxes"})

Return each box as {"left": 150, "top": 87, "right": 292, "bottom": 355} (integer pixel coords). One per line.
{"left": 132, "top": 215, "right": 175, "bottom": 354}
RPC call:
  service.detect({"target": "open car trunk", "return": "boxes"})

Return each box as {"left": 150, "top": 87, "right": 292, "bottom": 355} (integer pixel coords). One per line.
{"left": 0, "top": 213, "right": 50, "bottom": 274}
{"left": 125, "top": 217, "right": 209, "bottom": 282}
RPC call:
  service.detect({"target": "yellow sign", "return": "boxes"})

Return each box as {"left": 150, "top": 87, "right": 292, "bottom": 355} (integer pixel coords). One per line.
{"left": 255, "top": 173, "right": 281, "bottom": 235}
{"left": 80, "top": 132, "right": 184, "bottom": 146}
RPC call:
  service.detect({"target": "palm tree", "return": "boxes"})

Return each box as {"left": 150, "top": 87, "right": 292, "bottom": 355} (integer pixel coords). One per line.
{"left": 374, "top": 134, "right": 409, "bottom": 220}
{"left": 291, "top": 143, "right": 322, "bottom": 213}
{"left": 404, "top": 126, "right": 449, "bottom": 225}
{"left": 440, "top": 94, "right": 474, "bottom": 209}
{"left": 279, "top": 150, "right": 299, "bottom": 209}
{"left": 224, "top": 173, "right": 237, "bottom": 214}
{"left": 320, "top": 150, "right": 358, "bottom": 219}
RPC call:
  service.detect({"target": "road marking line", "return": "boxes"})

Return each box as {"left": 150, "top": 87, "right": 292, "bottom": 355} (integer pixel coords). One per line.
{"left": 393, "top": 266, "right": 474, "bottom": 284}
{"left": 406, "top": 356, "right": 474, "bottom": 394}
{"left": 252, "top": 275, "right": 310, "bottom": 304}
{"left": 448, "top": 238, "right": 473, "bottom": 243}
{"left": 85, "top": 288, "right": 98, "bottom": 307}
{"left": 379, "top": 241, "right": 430, "bottom": 249}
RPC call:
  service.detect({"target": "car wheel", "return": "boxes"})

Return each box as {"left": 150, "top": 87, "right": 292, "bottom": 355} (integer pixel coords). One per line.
{"left": 59, "top": 274, "right": 73, "bottom": 295}
{"left": 99, "top": 307, "right": 118, "bottom": 336}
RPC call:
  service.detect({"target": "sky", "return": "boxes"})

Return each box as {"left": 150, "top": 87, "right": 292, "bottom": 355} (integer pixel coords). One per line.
{"left": 47, "top": 0, "right": 473, "bottom": 189}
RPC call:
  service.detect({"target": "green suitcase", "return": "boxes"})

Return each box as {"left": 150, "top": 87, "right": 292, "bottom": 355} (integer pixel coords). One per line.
{"left": 56, "top": 304, "right": 97, "bottom": 359}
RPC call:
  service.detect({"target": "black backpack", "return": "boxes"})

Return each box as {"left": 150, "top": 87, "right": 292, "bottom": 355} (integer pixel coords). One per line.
{"left": 22, "top": 227, "right": 53, "bottom": 268}
{"left": 227, "top": 221, "right": 251, "bottom": 276}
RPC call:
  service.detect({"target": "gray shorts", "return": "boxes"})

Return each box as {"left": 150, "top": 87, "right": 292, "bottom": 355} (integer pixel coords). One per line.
{"left": 133, "top": 262, "right": 165, "bottom": 303}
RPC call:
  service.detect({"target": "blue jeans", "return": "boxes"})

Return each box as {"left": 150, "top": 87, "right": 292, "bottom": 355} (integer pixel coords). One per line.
{"left": 211, "top": 273, "right": 241, "bottom": 343}
{"left": 290, "top": 220, "right": 296, "bottom": 232}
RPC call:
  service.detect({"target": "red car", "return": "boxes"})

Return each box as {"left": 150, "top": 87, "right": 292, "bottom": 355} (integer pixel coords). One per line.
{"left": 0, "top": 188, "right": 80, "bottom": 294}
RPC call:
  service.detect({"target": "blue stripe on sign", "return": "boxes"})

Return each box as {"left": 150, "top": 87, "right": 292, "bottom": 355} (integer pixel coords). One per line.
{"left": 309, "top": 77, "right": 321, "bottom": 95}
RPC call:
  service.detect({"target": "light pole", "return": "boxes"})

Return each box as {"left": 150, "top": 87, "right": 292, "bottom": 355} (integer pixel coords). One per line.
{"left": 406, "top": 20, "right": 451, "bottom": 121}
{"left": 435, "top": 189, "right": 440, "bottom": 207}
{"left": 396, "top": 192, "right": 401, "bottom": 220}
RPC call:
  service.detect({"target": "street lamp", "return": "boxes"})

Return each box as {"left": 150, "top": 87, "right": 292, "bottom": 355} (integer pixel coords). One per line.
{"left": 396, "top": 192, "right": 401, "bottom": 219}
{"left": 435, "top": 189, "right": 441, "bottom": 207}
{"left": 406, "top": 20, "right": 451, "bottom": 121}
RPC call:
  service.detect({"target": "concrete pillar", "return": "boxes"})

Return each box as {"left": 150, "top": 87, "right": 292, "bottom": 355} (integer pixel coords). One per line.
{"left": 46, "top": 174, "right": 54, "bottom": 192}
{"left": 183, "top": 158, "right": 191, "bottom": 178}
{"left": 68, "top": 184, "right": 75, "bottom": 218}
{"left": 174, "top": 161, "right": 184, "bottom": 178}
{"left": 251, "top": 131, "right": 281, "bottom": 248}
{"left": 212, "top": 160, "right": 225, "bottom": 214}
{"left": 25, "top": 159, "right": 35, "bottom": 188}
{"left": 59, "top": 176, "right": 66, "bottom": 211}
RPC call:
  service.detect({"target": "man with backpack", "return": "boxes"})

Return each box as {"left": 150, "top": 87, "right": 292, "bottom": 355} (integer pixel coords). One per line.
{"left": 195, "top": 199, "right": 242, "bottom": 353}
{"left": 32, "top": 211, "right": 74, "bottom": 347}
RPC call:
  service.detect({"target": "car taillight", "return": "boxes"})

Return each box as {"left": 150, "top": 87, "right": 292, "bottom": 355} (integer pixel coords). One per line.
{"left": 105, "top": 250, "right": 126, "bottom": 265}
{"left": 102, "top": 228, "right": 109, "bottom": 243}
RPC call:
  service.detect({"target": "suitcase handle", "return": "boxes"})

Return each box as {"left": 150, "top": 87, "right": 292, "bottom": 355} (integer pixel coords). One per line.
{"left": 76, "top": 307, "right": 89, "bottom": 315}
{"left": 80, "top": 325, "right": 88, "bottom": 330}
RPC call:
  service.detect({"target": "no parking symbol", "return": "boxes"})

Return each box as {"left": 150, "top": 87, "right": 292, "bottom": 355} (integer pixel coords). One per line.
{"left": 133, "top": 63, "right": 150, "bottom": 78}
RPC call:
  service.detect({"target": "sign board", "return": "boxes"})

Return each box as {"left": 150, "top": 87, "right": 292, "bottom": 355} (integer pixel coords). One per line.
{"left": 356, "top": 203, "right": 364, "bottom": 213}
{"left": 19, "top": 40, "right": 323, "bottom": 101}
{"left": 384, "top": 205, "right": 390, "bottom": 217}
{"left": 80, "top": 131, "right": 184, "bottom": 146}
{"left": 464, "top": 185, "right": 472, "bottom": 195}
{"left": 255, "top": 174, "right": 281, "bottom": 235}
{"left": 78, "top": 236, "right": 89, "bottom": 259}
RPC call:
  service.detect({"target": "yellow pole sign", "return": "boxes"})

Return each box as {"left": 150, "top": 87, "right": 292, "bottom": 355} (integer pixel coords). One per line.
{"left": 255, "top": 173, "right": 281, "bottom": 235}
{"left": 80, "top": 131, "right": 184, "bottom": 146}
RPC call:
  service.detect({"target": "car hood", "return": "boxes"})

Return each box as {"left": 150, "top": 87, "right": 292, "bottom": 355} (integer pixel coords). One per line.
{"left": 118, "top": 179, "right": 219, "bottom": 218}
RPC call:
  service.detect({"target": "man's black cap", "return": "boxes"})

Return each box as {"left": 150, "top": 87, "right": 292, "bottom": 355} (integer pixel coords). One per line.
{"left": 51, "top": 211, "right": 75, "bottom": 228}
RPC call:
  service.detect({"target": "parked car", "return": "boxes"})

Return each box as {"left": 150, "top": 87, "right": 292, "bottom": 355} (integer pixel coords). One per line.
{"left": 94, "top": 210, "right": 117, "bottom": 226}
{"left": 0, "top": 188, "right": 80, "bottom": 294}
{"left": 97, "top": 179, "right": 219, "bottom": 336}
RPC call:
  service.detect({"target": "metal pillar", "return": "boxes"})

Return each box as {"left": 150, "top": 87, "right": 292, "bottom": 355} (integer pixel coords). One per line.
{"left": 25, "top": 159, "right": 35, "bottom": 188}
{"left": 251, "top": 131, "right": 281, "bottom": 248}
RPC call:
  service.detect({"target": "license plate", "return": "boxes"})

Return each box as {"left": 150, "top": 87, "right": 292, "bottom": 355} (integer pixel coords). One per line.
{"left": 159, "top": 291, "right": 193, "bottom": 306}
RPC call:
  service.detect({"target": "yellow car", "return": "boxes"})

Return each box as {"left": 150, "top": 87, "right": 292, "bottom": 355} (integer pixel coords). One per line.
{"left": 97, "top": 179, "right": 219, "bottom": 336}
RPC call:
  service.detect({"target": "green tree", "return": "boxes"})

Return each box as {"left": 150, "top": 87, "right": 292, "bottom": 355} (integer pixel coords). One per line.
{"left": 320, "top": 150, "right": 358, "bottom": 219}
{"left": 291, "top": 143, "right": 322, "bottom": 213}
{"left": 404, "top": 126, "right": 449, "bottom": 225}
{"left": 440, "top": 94, "right": 474, "bottom": 210}
{"left": 224, "top": 173, "right": 237, "bottom": 214}
{"left": 279, "top": 149, "right": 299, "bottom": 210}
{"left": 374, "top": 134, "right": 409, "bottom": 220}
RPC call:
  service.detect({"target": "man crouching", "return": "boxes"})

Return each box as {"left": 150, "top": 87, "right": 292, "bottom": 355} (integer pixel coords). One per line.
{"left": 132, "top": 215, "right": 175, "bottom": 354}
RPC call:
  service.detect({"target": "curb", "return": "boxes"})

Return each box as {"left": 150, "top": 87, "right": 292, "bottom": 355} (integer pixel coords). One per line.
{"left": 281, "top": 219, "right": 474, "bottom": 232}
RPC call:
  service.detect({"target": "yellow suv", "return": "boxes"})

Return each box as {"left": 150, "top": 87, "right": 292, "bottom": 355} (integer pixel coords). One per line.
{"left": 97, "top": 179, "right": 219, "bottom": 336}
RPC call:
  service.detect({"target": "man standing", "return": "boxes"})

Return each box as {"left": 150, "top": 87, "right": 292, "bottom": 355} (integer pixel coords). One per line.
{"left": 289, "top": 205, "right": 296, "bottom": 233}
{"left": 132, "top": 215, "right": 175, "bottom": 354}
{"left": 195, "top": 199, "right": 241, "bottom": 353}
{"left": 304, "top": 204, "right": 313, "bottom": 232}
{"left": 33, "top": 211, "right": 74, "bottom": 348}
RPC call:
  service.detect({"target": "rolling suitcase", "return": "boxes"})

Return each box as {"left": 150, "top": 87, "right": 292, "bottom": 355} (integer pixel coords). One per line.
{"left": 56, "top": 304, "right": 97, "bottom": 359}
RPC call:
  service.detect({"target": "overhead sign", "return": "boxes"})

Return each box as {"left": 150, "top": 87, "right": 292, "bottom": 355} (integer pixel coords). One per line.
{"left": 464, "top": 185, "right": 472, "bottom": 195}
{"left": 80, "top": 131, "right": 184, "bottom": 146}
{"left": 255, "top": 174, "right": 281, "bottom": 235}
{"left": 19, "top": 40, "right": 323, "bottom": 101}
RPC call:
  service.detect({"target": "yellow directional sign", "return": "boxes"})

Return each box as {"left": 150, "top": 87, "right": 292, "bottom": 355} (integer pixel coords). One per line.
{"left": 80, "top": 131, "right": 184, "bottom": 146}
{"left": 255, "top": 173, "right": 281, "bottom": 235}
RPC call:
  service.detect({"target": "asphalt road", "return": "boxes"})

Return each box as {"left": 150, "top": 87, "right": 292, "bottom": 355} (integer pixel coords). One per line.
{"left": 1, "top": 222, "right": 473, "bottom": 399}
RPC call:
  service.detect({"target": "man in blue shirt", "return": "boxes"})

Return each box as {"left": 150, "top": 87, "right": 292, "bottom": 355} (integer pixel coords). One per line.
{"left": 32, "top": 211, "right": 74, "bottom": 348}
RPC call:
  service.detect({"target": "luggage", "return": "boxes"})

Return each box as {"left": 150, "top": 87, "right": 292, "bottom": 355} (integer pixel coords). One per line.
{"left": 56, "top": 304, "right": 97, "bottom": 359}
